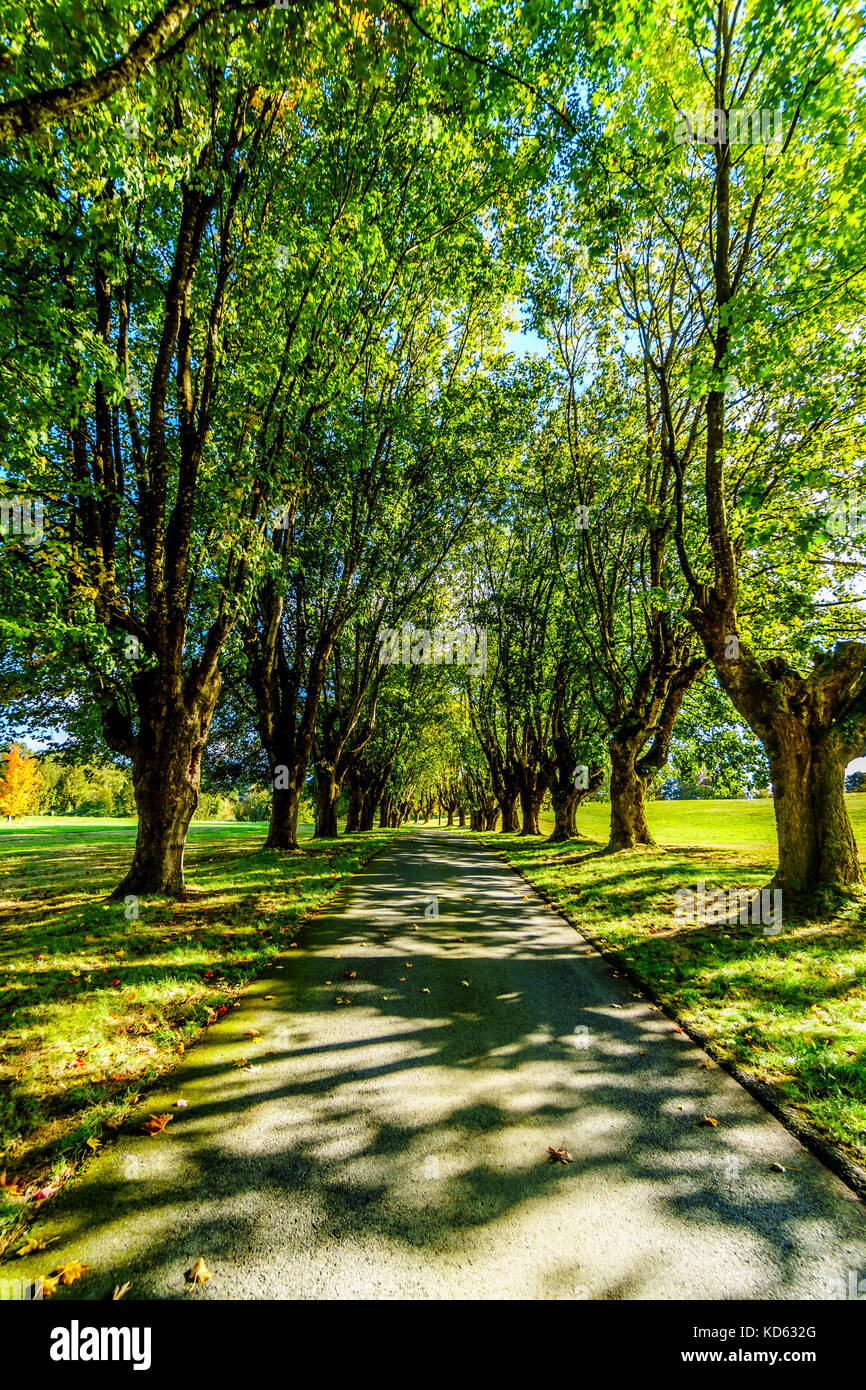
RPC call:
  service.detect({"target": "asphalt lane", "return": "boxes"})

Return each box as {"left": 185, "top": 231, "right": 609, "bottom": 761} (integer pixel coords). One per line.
{"left": 13, "top": 828, "right": 866, "bottom": 1300}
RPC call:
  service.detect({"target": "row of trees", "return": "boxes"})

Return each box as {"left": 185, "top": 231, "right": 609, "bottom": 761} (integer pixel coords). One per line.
{"left": 1, "top": 1, "right": 865, "bottom": 903}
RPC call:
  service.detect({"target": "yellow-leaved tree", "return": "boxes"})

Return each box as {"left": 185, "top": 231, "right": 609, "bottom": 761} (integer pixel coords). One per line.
{"left": 0, "top": 744, "right": 41, "bottom": 822}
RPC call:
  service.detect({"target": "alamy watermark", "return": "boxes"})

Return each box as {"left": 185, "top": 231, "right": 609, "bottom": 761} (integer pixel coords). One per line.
{"left": 826, "top": 489, "right": 865, "bottom": 537}
{"left": 674, "top": 880, "right": 782, "bottom": 935}
{"left": 674, "top": 103, "right": 784, "bottom": 150}
{"left": 0, "top": 497, "right": 43, "bottom": 544}
{"left": 379, "top": 623, "right": 487, "bottom": 676}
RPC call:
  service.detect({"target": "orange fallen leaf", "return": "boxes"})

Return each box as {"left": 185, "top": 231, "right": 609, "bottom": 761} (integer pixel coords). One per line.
{"left": 547, "top": 1143, "right": 574, "bottom": 1164}
{"left": 143, "top": 1113, "right": 173, "bottom": 1135}
{"left": 243, "top": 1029, "right": 260, "bottom": 1037}
{"left": 700, "top": 1116, "right": 718, "bottom": 1127}
{"left": 188, "top": 1257, "right": 211, "bottom": 1285}
{"left": 55, "top": 1260, "right": 88, "bottom": 1287}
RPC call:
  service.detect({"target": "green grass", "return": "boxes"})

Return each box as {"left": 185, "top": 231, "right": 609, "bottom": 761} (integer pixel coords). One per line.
{"left": 472, "top": 796, "right": 866, "bottom": 1171}
{"left": 0, "top": 816, "right": 399, "bottom": 1247}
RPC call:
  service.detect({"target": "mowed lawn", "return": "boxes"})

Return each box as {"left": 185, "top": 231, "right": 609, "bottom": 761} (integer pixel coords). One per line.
{"left": 478, "top": 796, "right": 866, "bottom": 1171}
{"left": 0, "top": 817, "right": 399, "bottom": 1250}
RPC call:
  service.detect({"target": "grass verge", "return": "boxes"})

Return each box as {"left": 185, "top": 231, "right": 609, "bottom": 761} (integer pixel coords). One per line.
{"left": 467, "top": 797, "right": 866, "bottom": 1174}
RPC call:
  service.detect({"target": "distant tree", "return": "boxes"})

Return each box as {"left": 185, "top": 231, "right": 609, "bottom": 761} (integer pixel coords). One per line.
{"left": 0, "top": 743, "right": 41, "bottom": 820}
{"left": 845, "top": 771, "right": 866, "bottom": 793}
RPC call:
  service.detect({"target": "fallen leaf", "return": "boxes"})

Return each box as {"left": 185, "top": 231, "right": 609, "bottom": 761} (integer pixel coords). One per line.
{"left": 39, "top": 1274, "right": 60, "bottom": 1298}
{"left": 770, "top": 1162, "right": 786, "bottom": 1172}
{"left": 343, "top": 970, "right": 357, "bottom": 979}
{"left": 175, "top": 1098, "right": 189, "bottom": 1108}
{"left": 112, "top": 1282, "right": 132, "bottom": 1300}
{"left": 85, "top": 1136, "right": 102, "bottom": 1151}
{"left": 547, "top": 1143, "right": 574, "bottom": 1164}
{"left": 16, "top": 1236, "right": 57, "bottom": 1257}
{"left": 0, "top": 1171, "right": 23, "bottom": 1195}
{"left": 242, "top": 1028, "right": 260, "bottom": 1038}
{"left": 187, "top": 1257, "right": 211, "bottom": 1285}
{"left": 55, "top": 1260, "right": 88, "bottom": 1287}
{"left": 334, "top": 995, "right": 351, "bottom": 1005}
{"left": 263, "top": 995, "right": 276, "bottom": 1000}
{"left": 421, "top": 987, "right": 430, "bottom": 994}
{"left": 142, "top": 1113, "right": 172, "bottom": 1135}
{"left": 700, "top": 1116, "right": 718, "bottom": 1127}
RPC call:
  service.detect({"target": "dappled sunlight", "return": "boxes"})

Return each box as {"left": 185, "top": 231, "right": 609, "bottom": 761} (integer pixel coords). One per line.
{"left": 9, "top": 829, "right": 866, "bottom": 1300}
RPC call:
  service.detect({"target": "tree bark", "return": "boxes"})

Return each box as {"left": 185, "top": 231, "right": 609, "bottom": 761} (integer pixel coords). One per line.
{"left": 110, "top": 669, "right": 220, "bottom": 897}
{"left": 518, "top": 781, "right": 541, "bottom": 835}
{"left": 498, "top": 787, "right": 519, "bottom": 831}
{"left": 266, "top": 783, "right": 301, "bottom": 851}
{"left": 313, "top": 763, "right": 340, "bottom": 838}
{"left": 607, "top": 741, "right": 656, "bottom": 850}
{"left": 549, "top": 785, "right": 576, "bottom": 843}
{"left": 689, "top": 624, "right": 866, "bottom": 894}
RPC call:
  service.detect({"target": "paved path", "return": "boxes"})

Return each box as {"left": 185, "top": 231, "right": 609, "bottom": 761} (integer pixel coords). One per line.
{"left": 14, "top": 829, "right": 866, "bottom": 1300}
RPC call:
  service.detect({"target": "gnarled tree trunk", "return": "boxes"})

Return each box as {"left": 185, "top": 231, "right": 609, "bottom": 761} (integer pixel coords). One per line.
{"left": 607, "top": 741, "right": 655, "bottom": 850}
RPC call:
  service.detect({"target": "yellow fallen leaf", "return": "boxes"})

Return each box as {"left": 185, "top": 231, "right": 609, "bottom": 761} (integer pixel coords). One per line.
{"left": 55, "top": 1260, "right": 88, "bottom": 1287}
{"left": 188, "top": 1257, "right": 211, "bottom": 1285}
{"left": 39, "top": 1274, "right": 60, "bottom": 1298}
{"left": 112, "top": 1281, "right": 132, "bottom": 1300}
{"left": 700, "top": 1116, "right": 718, "bottom": 1127}
{"left": 16, "top": 1236, "right": 57, "bottom": 1257}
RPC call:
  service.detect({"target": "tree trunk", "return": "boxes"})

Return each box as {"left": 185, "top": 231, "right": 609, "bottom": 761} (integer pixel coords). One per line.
{"left": 115, "top": 758, "right": 197, "bottom": 897}
{"left": 266, "top": 782, "right": 301, "bottom": 850}
{"left": 765, "top": 726, "right": 860, "bottom": 893}
{"left": 379, "top": 794, "right": 391, "bottom": 829}
{"left": 345, "top": 782, "right": 362, "bottom": 833}
{"left": 110, "top": 676, "right": 219, "bottom": 898}
{"left": 314, "top": 764, "right": 340, "bottom": 838}
{"left": 607, "top": 741, "right": 656, "bottom": 850}
{"left": 518, "top": 782, "right": 541, "bottom": 835}
{"left": 548, "top": 785, "right": 575, "bottom": 843}
{"left": 690, "top": 611, "right": 865, "bottom": 893}
{"left": 499, "top": 788, "right": 519, "bottom": 832}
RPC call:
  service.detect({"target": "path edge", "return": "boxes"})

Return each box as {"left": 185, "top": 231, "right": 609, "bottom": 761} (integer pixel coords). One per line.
{"left": 457, "top": 829, "right": 866, "bottom": 1206}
